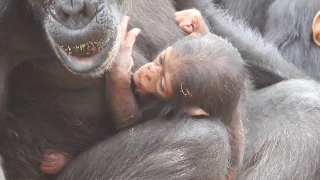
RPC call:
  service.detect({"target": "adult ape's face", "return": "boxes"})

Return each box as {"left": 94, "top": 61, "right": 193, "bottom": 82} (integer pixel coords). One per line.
{"left": 27, "top": 0, "right": 123, "bottom": 75}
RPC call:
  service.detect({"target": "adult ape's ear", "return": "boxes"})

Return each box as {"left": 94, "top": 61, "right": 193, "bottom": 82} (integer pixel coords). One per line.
{"left": 312, "top": 11, "right": 320, "bottom": 46}
{"left": 185, "top": 106, "right": 209, "bottom": 117}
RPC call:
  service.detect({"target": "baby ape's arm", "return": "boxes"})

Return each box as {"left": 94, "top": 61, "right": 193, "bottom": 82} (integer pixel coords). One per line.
{"left": 175, "top": 10, "right": 245, "bottom": 179}
{"left": 106, "top": 16, "right": 142, "bottom": 129}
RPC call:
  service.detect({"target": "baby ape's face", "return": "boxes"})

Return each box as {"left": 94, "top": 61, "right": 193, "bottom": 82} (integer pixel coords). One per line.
{"left": 133, "top": 47, "right": 175, "bottom": 100}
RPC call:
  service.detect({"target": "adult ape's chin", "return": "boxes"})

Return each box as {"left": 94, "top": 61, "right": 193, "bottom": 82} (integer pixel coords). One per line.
{"left": 43, "top": 0, "right": 121, "bottom": 75}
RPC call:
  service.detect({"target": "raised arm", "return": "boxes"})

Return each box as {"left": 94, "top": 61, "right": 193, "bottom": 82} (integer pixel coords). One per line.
{"left": 106, "top": 16, "right": 142, "bottom": 129}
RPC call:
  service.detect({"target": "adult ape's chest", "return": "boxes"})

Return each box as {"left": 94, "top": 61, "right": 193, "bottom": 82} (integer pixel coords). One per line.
{"left": 6, "top": 58, "right": 115, "bottom": 150}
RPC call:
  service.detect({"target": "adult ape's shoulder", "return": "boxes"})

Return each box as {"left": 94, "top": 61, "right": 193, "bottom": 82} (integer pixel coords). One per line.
{"left": 0, "top": 0, "right": 230, "bottom": 179}
{"left": 173, "top": 0, "right": 307, "bottom": 88}
{"left": 0, "top": 0, "right": 11, "bottom": 48}
{"left": 263, "top": 0, "right": 320, "bottom": 81}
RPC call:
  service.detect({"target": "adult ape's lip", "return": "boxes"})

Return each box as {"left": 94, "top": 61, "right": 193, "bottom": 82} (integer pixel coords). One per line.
{"left": 55, "top": 39, "right": 115, "bottom": 73}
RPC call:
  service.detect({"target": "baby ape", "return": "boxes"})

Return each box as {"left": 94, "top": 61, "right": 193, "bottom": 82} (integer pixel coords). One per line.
{"left": 40, "top": 10, "right": 247, "bottom": 179}
{"left": 111, "top": 10, "right": 247, "bottom": 179}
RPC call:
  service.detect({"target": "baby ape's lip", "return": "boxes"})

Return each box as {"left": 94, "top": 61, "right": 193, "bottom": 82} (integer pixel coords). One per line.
{"left": 133, "top": 72, "right": 140, "bottom": 87}
{"left": 55, "top": 39, "right": 115, "bottom": 73}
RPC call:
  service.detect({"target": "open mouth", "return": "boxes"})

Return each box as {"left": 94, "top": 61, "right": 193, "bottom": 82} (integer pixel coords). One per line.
{"left": 55, "top": 37, "right": 116, "bottom": 73}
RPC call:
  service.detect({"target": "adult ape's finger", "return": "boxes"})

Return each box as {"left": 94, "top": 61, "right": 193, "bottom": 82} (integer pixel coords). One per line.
{"left": 120, "top": 16, "right": 130, "bottom": 43}
{"left": 124, "top": 28, "right": 141, "bottom": 53}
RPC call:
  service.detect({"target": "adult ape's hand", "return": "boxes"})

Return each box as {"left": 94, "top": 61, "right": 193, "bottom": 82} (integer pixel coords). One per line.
{"left": 108, "top": 16, "right": 141, "bottom": 83}
{"left": 106, "top": 16, "right": 142, "bottom": 129}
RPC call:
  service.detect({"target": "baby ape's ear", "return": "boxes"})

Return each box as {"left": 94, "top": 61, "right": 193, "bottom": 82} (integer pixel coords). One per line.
{"left": 312, "top": 11, "right": 320, "bottom": 46}
{"left": 185, "top": 106, "right": 209, "bottom": 117}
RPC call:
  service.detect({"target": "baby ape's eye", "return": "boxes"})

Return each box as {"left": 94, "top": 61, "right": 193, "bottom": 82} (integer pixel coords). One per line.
{"left": 157, "top": 56, "right": 163, "bottom": 66}
{"left": 158, "top": 77, "right": 166, "bottom": 93}
{"left": 159, "top": 57, "right": 163, "bottom": 65}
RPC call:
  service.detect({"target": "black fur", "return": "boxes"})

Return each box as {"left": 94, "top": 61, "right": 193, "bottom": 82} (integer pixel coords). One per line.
{"left": 263, "top": 0, "right": 320, "bottom": 81}
{"left": 0, "top": 0, "right": 320, "bottom": 180}
{"left": 174, "top": 0, "right": 308, "bottom": 88}
{"left": 0, "top": 0, "right": 230, "bottom": 179}
{"left": 173, "top": 0, "right": 320, "bottom": 179}
{"left": 211, "top": 0, "right": 320, "bottom": 81}
{"left": 56, "top": 116, "right": 231, "bottom": 180}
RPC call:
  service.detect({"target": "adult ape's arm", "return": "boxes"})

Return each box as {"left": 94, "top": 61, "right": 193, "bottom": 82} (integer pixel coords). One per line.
{"left": 106, "top": 16, "right": 142, "bottom": 129}
{"left": 0, "top": 56, "right": 9, "bottom": 122}
{"left": 0, "top": 0, "right": 12, "bottom": 118}
{"left": 173, "top": 0, "right": 308, "bottom": 87}
{"left": 56, "top": 117, "right": 231, "bottom": 180}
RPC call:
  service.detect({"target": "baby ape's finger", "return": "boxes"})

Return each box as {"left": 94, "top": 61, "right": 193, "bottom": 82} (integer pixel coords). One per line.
{"left": 179, "top": 20, "right": 193, "bottom": 34}
{"left": 120, "top": 16, "right": 130, "bottom": 43}
{"left": 174, "top": 10, "right": 191, "bottom": 20}
{"left": 174, "top": 14, "right": 187, "bottom": 24}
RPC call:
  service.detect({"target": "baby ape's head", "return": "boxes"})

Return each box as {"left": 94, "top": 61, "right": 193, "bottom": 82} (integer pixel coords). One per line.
{"left": 133, "top": 34, "right": 248, "bottom": 121}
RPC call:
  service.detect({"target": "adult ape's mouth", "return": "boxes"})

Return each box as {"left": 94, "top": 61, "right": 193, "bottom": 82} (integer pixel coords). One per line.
{"left": 45, "top": 0, "right": 122, "bottom": 74}
{"left": 55, "top": 37, "right": 116, "bottom": 73}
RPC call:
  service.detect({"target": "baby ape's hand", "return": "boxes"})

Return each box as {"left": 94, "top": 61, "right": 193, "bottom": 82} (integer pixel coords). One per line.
{"left": 174, "top": 9, "right": 210, "bottom": 35}
{"left": 108, "top": 16, "right": 141, "bottom": 82}
{"left": 40, "top": 151, "right": 72, "bottom": 175}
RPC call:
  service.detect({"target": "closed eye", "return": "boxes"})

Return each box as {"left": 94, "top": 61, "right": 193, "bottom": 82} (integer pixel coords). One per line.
{"left": 159, "top": 56, "right": 163, "bottom": 65}
{"left": 158, "top": 77, "right": 166, "bottom": 93}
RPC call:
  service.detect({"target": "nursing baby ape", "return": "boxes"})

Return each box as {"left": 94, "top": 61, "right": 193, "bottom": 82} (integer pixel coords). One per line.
{"left": 41, "top": 10, "right": 248, "bottom": 179}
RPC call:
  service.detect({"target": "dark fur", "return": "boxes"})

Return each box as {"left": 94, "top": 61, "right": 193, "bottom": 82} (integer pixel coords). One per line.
{"left": 140, "top": 34, "right": 248, "bottom": 177}
{"left": 162, "top": 34, "right": 249, "bottom": 176}
{"left": 1, "top": 0, "right": 320, "bottom": 180}
{"left": 263, "top": 0, "right": 320, "bottom": 81}
{"left": 168, "top": 35, "right": 247, "bottom": 124}
{"left": 214, "top": 0, "right": 276, "bottom": 33}
{"left": 173, "top": 0, "right": 320, "bottom": 179}
{"left": 0, "top": 0, "right": 231, "bottom": 179}
{"left": 174, "top": 0, "right": 308, "bottom": 88}
{"left": 56, "top": 116, "right": 231, "bottom": 180}
{"left": 210, "top": 0, "right": 320, "bottom": 81}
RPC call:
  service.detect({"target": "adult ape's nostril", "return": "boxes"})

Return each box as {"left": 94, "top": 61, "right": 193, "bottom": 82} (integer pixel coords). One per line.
{"left": 61, "top": 0, "right": 84, "bottom": 16}
{"left": 50, "top": 0, "right": 98, "bottom": 29}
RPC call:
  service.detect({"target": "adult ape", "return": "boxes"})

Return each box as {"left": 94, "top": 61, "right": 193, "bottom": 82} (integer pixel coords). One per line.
{"left": 108, "top": 12, "right": 247, "bottom": 179}
{"left": 174, "top": 1, "right": 320, "bottom": 179}
{"left": 224, "top": 0, "right": 320, "bottom": 82}
{"left": 0, "top": 0, "right": 231, "bottom": 179}
{"left": 0, "top": 0, "right": 319, "bottom": 180}
{"left": 203, "top": 0, "right": 320, "bottom": 82}
{"left": 41, "top": 12, "right": 246, "bottom": 179}
{"left": 212, "top": 0, "right": 276, "bottom": 33}
{"left": 49, "top": 4, "right": 320, "bottom": 180}
{"left": 263, "top": 0, "right": 320, "bottom": 81}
